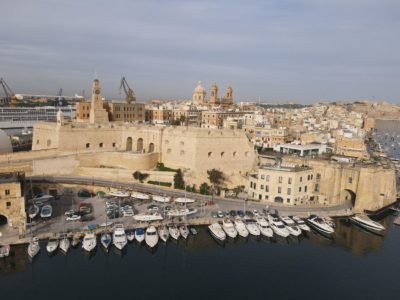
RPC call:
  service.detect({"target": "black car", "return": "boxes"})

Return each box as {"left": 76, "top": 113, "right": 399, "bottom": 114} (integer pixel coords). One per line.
{"left": 229, "top": 210, "right": 237, "bottom": 217}
{"left": 237, "top": 210, "right": 245, "bottom": 218}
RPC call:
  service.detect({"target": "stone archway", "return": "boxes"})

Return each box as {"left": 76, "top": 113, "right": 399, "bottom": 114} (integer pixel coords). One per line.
{"left": 274, "top": 196, "right": 283, "bottom": 203}
{"left": 137, "top": 138, "right": 143, "bottom": 152}
{"left": 126, "top": 137, "right": 133, "bottom": 151}
{"left": 148, "top": 143, "right": 155, "bottom": 153}
{"left": 0, "top": 215, "right": 8, "bottom": 227}
{"left": 340, "top": 189, "right": 356, "bottom": 207}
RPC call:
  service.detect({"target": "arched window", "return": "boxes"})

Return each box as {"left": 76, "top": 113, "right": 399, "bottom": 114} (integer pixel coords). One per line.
{"left": 86, "top": 143, "right": 90, "bottom": 148}
{"left": 221, "top": 152, "right": 224, "bottom": 157}
{"left": 99, "top": 143, "right": 103, "bottom": 148}
{"left": 208, "top": 152, "right": 212, "bottom": 158}
{"left": 233, "top": 151, "right": 236, "bottom": 157}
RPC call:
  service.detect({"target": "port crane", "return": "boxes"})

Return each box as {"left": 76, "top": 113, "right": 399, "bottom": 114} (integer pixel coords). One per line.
{"left": 119, "top": 77, "right": 136, "bottom": 104}
{"left": 0, "top": 78, "right": 17, "bottom": 106}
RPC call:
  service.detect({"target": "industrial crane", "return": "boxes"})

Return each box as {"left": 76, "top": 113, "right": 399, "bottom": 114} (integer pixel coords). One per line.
{"left": 0, "top": 78, "right": 17, "bottom": 106}
{"left": 119, "top": 77, "right": 136, "bottom": 104}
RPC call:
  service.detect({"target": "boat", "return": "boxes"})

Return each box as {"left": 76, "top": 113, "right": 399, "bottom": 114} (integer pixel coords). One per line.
{"left": 0, "top": 245, "right": 10, "bottom": 258}
{"left": 158, "top": 225, "right": 169, "bottom": 242}
{"left": 208, "top": 223, "right": 226, "bottom": 241}
{"left": 28, "top": 205, "right": 40, "bottom": 219}
{"left": 222, "top": 218, "right": 238, "bottom": 238}
{"left": 174, "top": 197, "right": 195, "bottom": 204}
{"left": 27, "top": 237, "right": 40, "bottom": 259}
{"left": 71, "top": 234, "right": 81, "bottom": 247}
{"left": 179, "top": 225, "right": 189, "bottom": 239}
{"left": 322, "top": 216, "right": 336, "bottom": 228}
{"left": 256, "top": 218, "right": 274, "bottom": 238}
{"left": 113, "top": 224, "right": 127, "bottom": 250}
{"left": 280, "top": 216, "right": 302, "bottom": 237}
{"left": 167, "top": 208, "right": 198, "bottom": 217}
{"left": 33, "top": 194, "right": 54, "bottom": 203}
{"left": 267, "top": 214, "right": 290, "bottom": 238}
{"left": 244, "top": 219, "right": 261, "bottom": 236}
{"left": 234, "top": 219, "right": 249, "bottom": 238}
{"left": 189, "top": 227, "right": 197, "bottom": 235}
{"left": 82, "top": 232, "right": 97, "bottom": 252}
{"left": 59, "top": 234, "right": 71, "bottom": 254}
{"left": 133, "top": 212, "right": 163, "bottom": 222}
{"left": 109, "top": 190, "right": 130, "bottom": 198}
{"left": 291, "top": 216, "right": 311, "bottom": 232}
{"left": 126, "top": 229, "right": 135, "bottom": 242}
{"left": 349, "top": 214, "right": 385, "bottom": 233}
{"left": 40, "top": 205, "right": 52, "bottom": 219}
{"left": 101, "top": 232, "right": 112, "bottom": 250}
{"left": 135, "top": 227, "right": 145, "bottom": 243}
{"left": 152, "top": 195, "right": 170, "bottom": 203}
{"left": 131, "top": 192, "right": 150, "bottom": 200}
{"left": 306, "top": 215, "right": 335, "bottom": 236}
{"left": 46, "top": 237, "right": 59, "bottom": 254}
{"left": 168, "top": 225, "right": 180, "bottom": 240}
{"left": 394, "top": 216, "right": 400, "bottom": 225}
{"left": 145, "top": 226, "right": 159, "bottom": 248}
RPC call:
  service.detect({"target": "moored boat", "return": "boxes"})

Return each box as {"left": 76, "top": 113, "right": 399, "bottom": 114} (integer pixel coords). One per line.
{"left": 306, "top": 215, "right": 335, "bottom": 236}
{"left": 267, "top": 214, "right": 290, "bottom": 238}
{"left": 82, "top": 232, "right": 97, "bottom": 252}
{"left": 280, "top": 216, "right": 302, "bottom": 237}
{"left": 113, "top": 224, "right": 127, "bottom": 250}
{"left": 126, "top": 229, "right": 135, "bottom": 242}
{"left": 291, "top": 216, "right": 311, "bottom": 232}
{"left": 40, "top": 205, "right": 53, "bottom": 219}
{"left": 28, "top": 205, "right": 40, "bottom": 219}
{"left": 145, "top": 226, "right": 159, "bottom": 248}
{"left": 101, "top": 232, "right": 112, "bottom": 250}
{"left": 256, "top": 217, "right": 274, "bottom": 238}
{"left": 245, "top": 219, "right": 261, "bottom": 236}
{"left": 222, "top": 218, "right": 238, "bottom": 238}
{"left": 349, "top": 214, "right": 385, "bottom": 233}
{"left": 59, "top": 235, "right": 71, "bottom": 254}
{"left": 46, "top": 237, "right": 59, "bottom": 254}
{"left": 234, "top": 218, "right": 249, "bottom": 238}
{"left": 208, "top": 223, "right": 226, "bottom": 241}
{"left": 179, "top": 225, "right": 189, "bottom": 239}
{"left": 27, "top": 237, "right": 40, "bottom": 259}
{"left": 0, "top": 244, "right": 10, "bottom": 258}
{"left": 158, "top": 225, "right": 169, "bottom": 242}
{"left": 135, "top": 227, "right": 145, "bottom": 243}
{"left": 168, "top": 225, "right": 180, "bottom": 240}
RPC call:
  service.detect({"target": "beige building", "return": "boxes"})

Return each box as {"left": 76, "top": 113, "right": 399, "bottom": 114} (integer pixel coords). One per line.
{"left": 335, "top": 135, "right": 369, "bottom": 159}
{"left": 192, "top": 81, "right": 206, "bottom": 105}
{"left": 201, "top": 111, "right": 253, "bottom": 129}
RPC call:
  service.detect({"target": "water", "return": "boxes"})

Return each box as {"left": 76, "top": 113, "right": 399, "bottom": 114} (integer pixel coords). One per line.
{"left": 0, "top": 218, "right": 399, "bottom": 300}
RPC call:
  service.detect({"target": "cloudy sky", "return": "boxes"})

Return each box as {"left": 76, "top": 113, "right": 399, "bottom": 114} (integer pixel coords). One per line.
{"left": 1, "top": 0, "right": 399, "bottom": 103}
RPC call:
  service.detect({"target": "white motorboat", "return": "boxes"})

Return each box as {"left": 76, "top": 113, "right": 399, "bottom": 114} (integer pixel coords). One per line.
{"left": 101, "top": 232, "right": 112, "bottom": 249}
{"left": 245, "top": 219, "right": 261, "bottom": 236}
{"left": 208, "top": 223, "right": 226, "bottom": 241}
{"left": 145, "top": 226, "right": 159, "bottom": 248}
{"left": 158, "top": 226, "right": 169, "bottom": 242}
{"left": 291, "top": 216, "right": 311, "bottom": 232}
{"left": 126, "top": 229, "right": 135, "bottom": 242}
{"left": 152, "top": 195, "right": 171, "bottom": 203}
{"left": 350, "top": 214, "right": 385, "bottom": 233}
{"left": 234, "top": 219, "right": 249, "bottom": 238}
{"left": 256, "top": 218, "right": 274, "bottom": 238}
{"left": 167, "top": 208, "right": 198, "bottom": 217}
{"left": 40, "top": 205, "right": 52, "bottom": 219}
{"left": 280, "top": 216, "right": 302, "bottom": 237}
{"left": 28, "top": 205, "right": 40, "bottom": 219}
{"left": 0, "top": 245, "right": 10, "bottom": 258}
{"left": 174, "top": 197, "right": 195, "bottom": 204}
{"left": 168, "top": 225, "right": 180, "bottom": 240}
{"left": 109, "top": 190, "right": 130, "bottom": 198}
{"left": 113, "top": 224, "right": 128, "bottom": 250}
{"left": 322, "top": 216, "right": 336, "bottom": 228}
{"left": 71, "top": 234, "right": 80, "bottom": 247}
{"left": 59, "top": 235, "right": 71, "bottom": 254}
{"left": 222, "top": 218, "right": 238, "bottom": 238}
{"left": 46, "top": 237, "right": 59, "bottom": 254}
{"left": 179, "top": 225, "right": 189, "bottom": 239}
{"left": 135, "top": 228, "right": 145, "bottom": 243}
{"left": 306, "top": 215, "right": 335, "bottom": 236}
{"left": 267, "top": 214, "right": 290, "bottom": 238}
{"left": 131, "top": 192, "right": 150, "bottom": 200}
{"left": 133, "top": 212, "right": 163, "bottom": 222}
{"left": 27, "top": 237, "right": 40, "bottom": 259}
{"left": 82, "top": 232, "right": 97, "bottom": 252}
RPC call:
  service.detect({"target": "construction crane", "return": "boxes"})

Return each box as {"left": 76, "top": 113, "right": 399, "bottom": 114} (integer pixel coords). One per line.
{"left": 0, "top": 78, "right": 17, "bottom": 106}
{"left": 119, "top": 77, "right": 136, "bottom": 104}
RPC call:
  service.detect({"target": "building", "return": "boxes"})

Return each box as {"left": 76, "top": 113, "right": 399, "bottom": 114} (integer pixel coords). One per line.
{"left": 201, "top": 111, "right": 253, "bottom": 129}
{"left": 273, "top": 143, "right": 327, "bottom": 156}
{"left": 253, "top": 127, "right": 291, "bottom": 148}
{"left": 192, "top": 81, "right": 206, "bottom": 105}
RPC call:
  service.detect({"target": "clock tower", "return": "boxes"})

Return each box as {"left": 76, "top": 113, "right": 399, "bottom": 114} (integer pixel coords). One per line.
{"left": 89, "top": 78, "right": 109, "bottom": 124}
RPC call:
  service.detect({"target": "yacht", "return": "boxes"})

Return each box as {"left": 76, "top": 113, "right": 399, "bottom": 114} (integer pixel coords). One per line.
{"left": 82, "top": 232, "right": 97, "bottom": 252}
{"left": 158, "top": 225, "right": 169, "bottom": 242}
{"left": 152, "top": 195, "right": 170, "bottom": 203}
{"left": 179, "top": 225, "right": 190, "bottom": 239}
{"left": 280, "top": 216, "right": 302, "bottom": 237}
{"left": 135, "top": 228, "right": 145, "bottom": 243}
{"left": 322, "top": 216, "right": 336, "bottom": 228}
{"left": 168, "top": 225, "right": 180, "bottom": 240}
{"left": 174, "top": 197, "right": 195, "bottom": 204}
{"left": 208, "top": 223, "right": 226, "bottom": 241}
{"left": 291, "top": 216, "right": 311, "bottom": 232}
{"left": 101, "top": 232, "right": 112, "bottom": 250}
{"left": 27, "top": 237, "right": 40, "bottom": 259}
{"left": 306, "top": 215, "right": 335, "bottom": 236}
{"left": 245, "top": 219, "right": 261, "bottom": 236}
{"left": 46, "top": 237, "right": 59, "bottom": 254}
{"left": 234, "top": 218, "right": 249, "bottom": 238}
{"left": 133, "top": 212, "right": 163, "bottom": 222}
{"left": 256, "top": 218, "right": 274, "bottom": 238}
{"left": 145, "top": 226, "right": 159, "bottom": 248}
{"left": 267, "top": 214, "right": 290, "bottom": 238}
{"left": 28, "top": 205, "right": 39, "bottom": 219}
{"left": 126, "top": 229, "right": 135, "bottom": 242}
{"left": 40, "top": 205, "right": 53, "bottom": 219}
{"left": 59, "top": 235, "right": 71, "bottom": 254}
{"left": 109, "top": 190, "right": 130, "bottom": 198}
{"left": 349, "top": 214, "right": 385, "bottom": 233}
{"left": 222, "top": 218, "right": 238, "bottom": 238}
{"left": 113, "top": 224, "right": 128, "bottom": 250}
{"left": 167, "top": 208, "right": 198, "bottom": 217}
{"left": 131, "top": 192, "right": 150, "bottom": 200}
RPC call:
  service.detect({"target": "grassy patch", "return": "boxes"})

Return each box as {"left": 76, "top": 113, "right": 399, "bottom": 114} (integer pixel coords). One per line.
{"left": 147, "top": 180, "right": 172, "bottom": 187}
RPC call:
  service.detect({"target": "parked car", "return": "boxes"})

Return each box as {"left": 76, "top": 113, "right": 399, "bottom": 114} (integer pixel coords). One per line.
{"left": 66, "top": 214, "right": 81, "bottom": 221}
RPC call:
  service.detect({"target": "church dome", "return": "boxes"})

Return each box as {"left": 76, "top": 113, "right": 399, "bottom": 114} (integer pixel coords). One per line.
{"left": 194, "top": 81, "right": 205, "bottom": 93}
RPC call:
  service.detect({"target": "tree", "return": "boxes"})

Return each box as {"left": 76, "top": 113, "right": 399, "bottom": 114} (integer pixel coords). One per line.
{"left": 174, "top": 169, "right": 185, "bottom": 189}
{"left": 199, "top": 182, "right": 210, "bottom": 195}
{"left": 207, "top": 169, "right": 225, "bottom": 187}
{"left": 132, "top": 171, "right": 149, "bottom": 183}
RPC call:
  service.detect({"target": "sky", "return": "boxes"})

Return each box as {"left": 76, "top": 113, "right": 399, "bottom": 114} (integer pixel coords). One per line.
{"left": 1, "top": 0, "right": 399, "bottom": 103}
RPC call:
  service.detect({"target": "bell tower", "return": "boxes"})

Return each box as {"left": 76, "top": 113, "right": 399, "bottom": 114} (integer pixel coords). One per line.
{"left": 209, "top": 82, "right": 218, "bottom": 106}
{"left": 89, "top": 78, "right": 109, "bottom": 124}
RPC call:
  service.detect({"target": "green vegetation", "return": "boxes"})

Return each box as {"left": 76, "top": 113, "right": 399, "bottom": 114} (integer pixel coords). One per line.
{"left": 155, "top": 163, "right": 178, "bottom": 172}
{"left": 132, "top": 171, "right": 149, "bottom": 183}
{"left": 199, "top": 182, "right": 211, "bottom": 195}
{"left": 185, "top": 184, "right": 196, "bottom": 193}
{"left": 174, "top": 169, "right": 185, "bottom": 189}
{"left": 147, "top": 181, "right": 172, "bottom": 187}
